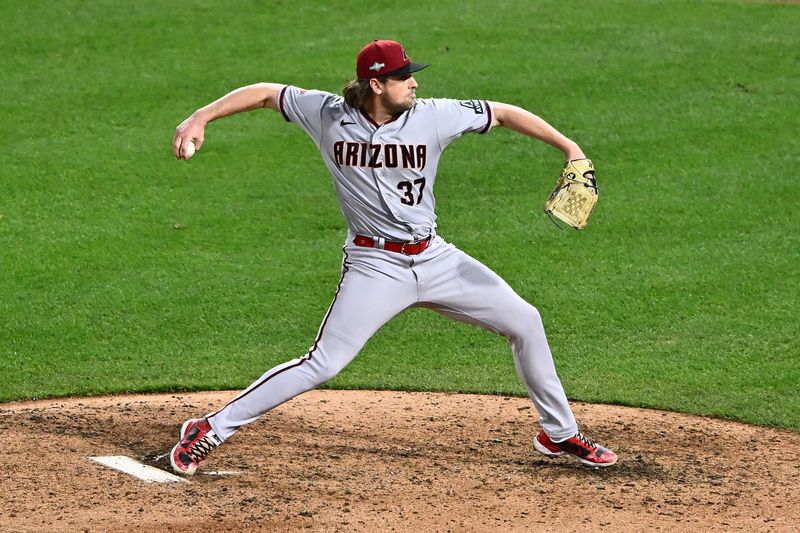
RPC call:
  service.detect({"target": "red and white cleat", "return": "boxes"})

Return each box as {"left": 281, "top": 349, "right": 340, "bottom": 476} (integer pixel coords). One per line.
{"left": 534, "top": 430, "right": 618, "bottom": 467}
{"left": 170, "top": 418, "right": 221, "bottom": 475}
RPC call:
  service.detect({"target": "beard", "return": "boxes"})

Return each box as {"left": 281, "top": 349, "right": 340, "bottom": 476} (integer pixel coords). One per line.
{"left": 380, "top": 90, "right": 415, "bottom": 114}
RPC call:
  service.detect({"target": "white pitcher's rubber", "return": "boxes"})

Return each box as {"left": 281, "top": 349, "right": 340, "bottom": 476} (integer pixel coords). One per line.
{"left": 89, "top": 455, "right": 188, "bottom": 483}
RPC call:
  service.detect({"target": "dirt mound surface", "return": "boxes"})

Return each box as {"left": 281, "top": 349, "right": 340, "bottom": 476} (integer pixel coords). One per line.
{"left": 1, "top": 390, "right": 797, "bottom": 532}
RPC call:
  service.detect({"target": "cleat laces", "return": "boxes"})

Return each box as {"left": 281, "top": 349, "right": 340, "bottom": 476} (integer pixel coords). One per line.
{"left": 187, "top": 435, "right": 219, "bottom": 462}
{"left": 575, "top": 432, "right": 596, "bottom": 450}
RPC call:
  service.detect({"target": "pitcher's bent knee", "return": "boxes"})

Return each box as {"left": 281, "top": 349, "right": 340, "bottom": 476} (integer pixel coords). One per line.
{"left": 505, "top": 304, "right": 545, "bottom": 342}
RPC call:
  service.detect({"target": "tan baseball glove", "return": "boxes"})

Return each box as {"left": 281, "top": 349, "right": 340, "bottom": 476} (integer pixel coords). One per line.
{"left": 544, "top": 158, "right": 598, "bottom": 230}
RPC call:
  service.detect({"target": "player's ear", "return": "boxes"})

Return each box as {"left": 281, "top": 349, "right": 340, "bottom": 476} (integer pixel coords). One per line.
{"left": 369, "top": 78, "right": 383, "bottom": 95}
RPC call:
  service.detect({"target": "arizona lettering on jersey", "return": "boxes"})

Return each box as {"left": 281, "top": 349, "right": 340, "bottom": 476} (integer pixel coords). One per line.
{"left": 278, "top": 85, "right": 493, "bottom": 241}
{"left": 333, "top": 141, "right": 427, "bottom": 170}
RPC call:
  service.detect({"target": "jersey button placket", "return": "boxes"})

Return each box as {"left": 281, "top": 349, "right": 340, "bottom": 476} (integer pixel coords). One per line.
{"left": 371, "top": 132, "right": 389, "bottom": 215}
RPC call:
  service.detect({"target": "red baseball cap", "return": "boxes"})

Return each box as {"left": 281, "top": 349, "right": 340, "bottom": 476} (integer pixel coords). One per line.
{"left": 356, "top": 40, "right": 428, "bottom": 80}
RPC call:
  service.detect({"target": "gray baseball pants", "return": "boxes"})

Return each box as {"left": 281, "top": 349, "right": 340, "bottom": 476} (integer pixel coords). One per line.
{"left": 207, "top": 236, "right": 579, "bottom": 441}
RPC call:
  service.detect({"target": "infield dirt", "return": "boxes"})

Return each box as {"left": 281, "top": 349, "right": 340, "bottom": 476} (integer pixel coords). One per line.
{"left": 2, "top": 390, "right": 798, "bottom": 532}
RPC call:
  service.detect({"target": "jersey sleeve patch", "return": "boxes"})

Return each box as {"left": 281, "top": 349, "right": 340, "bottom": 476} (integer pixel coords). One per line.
{"left": 458, "top": 99, "right": 485, "bottom": 115}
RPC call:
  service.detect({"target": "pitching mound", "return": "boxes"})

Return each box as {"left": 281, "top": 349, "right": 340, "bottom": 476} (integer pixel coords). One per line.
{"left": 2, "top": 390, "right": 798, "bottom": 532}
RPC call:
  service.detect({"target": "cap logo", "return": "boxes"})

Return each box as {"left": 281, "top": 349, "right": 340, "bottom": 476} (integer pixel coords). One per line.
{"left": 402, "top": 48, "right": 409, "bottom": 61}
{"left": 369, "top": 61, "right": 385, "bottom": 72}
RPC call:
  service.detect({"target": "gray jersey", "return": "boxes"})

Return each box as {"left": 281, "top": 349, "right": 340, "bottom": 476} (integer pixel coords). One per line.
{"left": 278, "top": 86, "right": 494, "bottom": 241}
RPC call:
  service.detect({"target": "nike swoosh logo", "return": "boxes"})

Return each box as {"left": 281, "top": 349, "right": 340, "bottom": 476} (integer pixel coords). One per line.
{"left": 340, "top": 119, "right": 356, "bottom": 126}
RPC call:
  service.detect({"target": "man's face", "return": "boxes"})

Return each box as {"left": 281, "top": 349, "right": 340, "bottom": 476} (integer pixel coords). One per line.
{"left": 378, "top": 73, "right": 418, "bottom": 113}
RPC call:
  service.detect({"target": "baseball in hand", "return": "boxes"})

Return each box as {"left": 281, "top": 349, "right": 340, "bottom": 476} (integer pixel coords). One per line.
{"left": 185, "top": 140, "right": 196, "bottom": 159}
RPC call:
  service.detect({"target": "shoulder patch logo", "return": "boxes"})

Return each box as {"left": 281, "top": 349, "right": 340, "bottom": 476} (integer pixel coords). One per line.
{"left": 458, "top": 100, "right": 484, "bottom": 114}
{"left": 369, "top": 62, "right": 385, "bottom": 72}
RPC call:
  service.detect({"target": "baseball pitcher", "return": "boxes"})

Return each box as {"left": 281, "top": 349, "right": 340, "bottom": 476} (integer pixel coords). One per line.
{"left": 169, "top": 40, "right": 616, "bottom": 474}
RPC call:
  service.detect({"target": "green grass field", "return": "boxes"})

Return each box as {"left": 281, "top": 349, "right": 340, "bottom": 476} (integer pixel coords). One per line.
{"left": 2, "top": 0, "right": 798, "bottom": 431}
